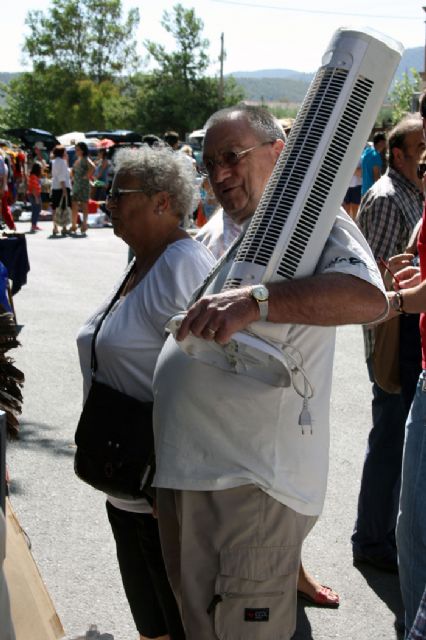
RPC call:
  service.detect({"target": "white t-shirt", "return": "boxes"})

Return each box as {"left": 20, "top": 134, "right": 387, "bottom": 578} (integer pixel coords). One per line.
{"left": 195, "top": 208, "right": 242, "bottom": 259}
{"left": 76, "top": 239, "right": 215, "bottom": 513}
{"left": 51, "top": 157, "right": 71, "bottom": 190}
{"left": 153, "top": 209, "right": 385, "bottom": 516}
{"left": 348, "top": 162, "right": 362, "bottom": 189}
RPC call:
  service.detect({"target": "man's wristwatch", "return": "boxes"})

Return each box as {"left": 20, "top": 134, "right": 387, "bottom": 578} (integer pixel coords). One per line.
{"left": 250, "top": 284, "right": 269, "bottom": 321}
{"left": 390, "top": 290, "right": 405, "bottom": 313}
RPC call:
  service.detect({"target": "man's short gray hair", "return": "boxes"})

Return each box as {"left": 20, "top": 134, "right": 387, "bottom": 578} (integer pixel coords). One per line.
{"left": 204, "top": 103, "right": 286, "bottom": 143}
{"left": 388, "top": 114, "right": 423, "bottom": 169}
{"left": 113, "top": 145, "right": 198, "bottom": 220}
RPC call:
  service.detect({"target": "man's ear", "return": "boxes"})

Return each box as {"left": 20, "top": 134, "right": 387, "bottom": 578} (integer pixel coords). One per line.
{"left": 391, "top": 147, "right": 402, "bottom": 171}
{"left": 272, "top": 138, "right": 285, "bottom": 159}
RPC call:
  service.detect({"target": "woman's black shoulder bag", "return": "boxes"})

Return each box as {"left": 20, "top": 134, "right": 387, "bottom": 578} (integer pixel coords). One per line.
{"left": 74, "top": 265, "right": 155, "bottom": 501}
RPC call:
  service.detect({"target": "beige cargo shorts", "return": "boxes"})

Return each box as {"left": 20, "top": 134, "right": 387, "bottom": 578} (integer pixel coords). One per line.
{"left": 157, "top": 484, "right": 317, "bottom": 640}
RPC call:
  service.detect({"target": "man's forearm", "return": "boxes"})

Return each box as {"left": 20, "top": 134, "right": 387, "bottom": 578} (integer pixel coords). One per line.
{"left": 177, "top": 273, "right": 387, "bottom": 344}
{"left": 267, "top": 273, "right": 387, "bottom": 326}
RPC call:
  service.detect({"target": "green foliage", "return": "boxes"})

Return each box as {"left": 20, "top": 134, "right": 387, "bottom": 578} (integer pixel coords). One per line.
{"left": 234, "top": 77, "right": 310, "bottom": 103}
{"left": 136, "top": 74, "right": 243, "bottom": 137}
{"left": 0, "top": 99, "right": 7, "bottom": 130}
{"left": 389, "top": 69, "right": 420, "bottom": 124}
{"left": 376, "top": 105, "right": 394, "bottom": 130}
{"left": 145, "top": 4, "right": 209, "bottom": 85}
{"left": 24, "top": 0, "right": 140, "bottom": 82}
{"left": 140, "top": 4, "right": 244, "bottom": 136}
{"left": 2, "top": 1, "right": 244, "bottom": 136}
{"left": 0, "top": 67, "right": 124, "bottom": 132}
{"left": 2, "top": 0, "right": 140, "bottom": 133}
{"left": 1, "top": 69, "right": 64, "bottom": 131}
{"left": 101, "top": 82, "right": 141, "bottom": 131}
{"left": 269, "top": 104, "right": 299, "bottom": 119}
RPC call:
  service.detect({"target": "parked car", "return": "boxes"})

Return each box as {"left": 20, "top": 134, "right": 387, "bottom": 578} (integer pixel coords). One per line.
{"left": 85, "top": 130, "right": 142, "bottom": 144}
{"left": 2, "top": 128, "right": 59, "bottom": 151}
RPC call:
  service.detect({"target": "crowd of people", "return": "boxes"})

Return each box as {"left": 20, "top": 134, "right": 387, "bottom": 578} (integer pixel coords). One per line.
{"left": 0, "top": 131, "right": 218, "bottom": 241}
{"left": 340, "top": 109, "right": 426, "bottom": 639}
{"left": 0, "top": 140, "right": 98, "bottom": 236}
{"left": 3, "top": 97, "right": 426, "bottom": 640}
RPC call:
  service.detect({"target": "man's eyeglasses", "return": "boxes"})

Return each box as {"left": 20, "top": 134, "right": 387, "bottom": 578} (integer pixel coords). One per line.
{"left": 417, "top": 163, "right": 426, "bottom": 180}
{"left": 201, "top": 141, "right": 273, "bottom": 176}
{"left": 106, "top": 188, "right": 145, "bottom": 204}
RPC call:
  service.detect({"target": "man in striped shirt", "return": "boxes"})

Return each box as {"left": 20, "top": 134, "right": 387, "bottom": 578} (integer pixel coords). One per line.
{"left": 352, "top": 115, "right": 425, "bottom": 572}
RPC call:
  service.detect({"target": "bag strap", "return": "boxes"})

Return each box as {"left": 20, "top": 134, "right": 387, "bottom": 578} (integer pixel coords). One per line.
{"left": 188, "top": 232, "right": 244, "bottom": 307}
{"left": 59, "top": 194, "right": 68, "bottom": 209}
{"left": 90, "top": 260, "right": 136, "bottom": 379}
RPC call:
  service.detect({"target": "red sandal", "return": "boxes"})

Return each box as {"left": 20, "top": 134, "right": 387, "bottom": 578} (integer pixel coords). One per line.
{"left": 297, "top": 584, "right": 340, "bottom": 608}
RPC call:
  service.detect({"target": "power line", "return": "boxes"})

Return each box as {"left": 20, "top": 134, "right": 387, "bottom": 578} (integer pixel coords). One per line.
{"left": 210, "top": 0, "right": 420, "bottom": 21}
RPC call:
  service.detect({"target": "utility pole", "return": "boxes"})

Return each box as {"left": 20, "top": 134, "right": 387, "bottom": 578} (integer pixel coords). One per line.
{"left": 219, "top": 32, "right": 225, "bottom": 107}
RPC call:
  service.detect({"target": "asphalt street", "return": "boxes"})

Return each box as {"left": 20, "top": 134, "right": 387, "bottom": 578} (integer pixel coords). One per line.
{"left": 6, "top": 221, "right": 403, "bottom": 640}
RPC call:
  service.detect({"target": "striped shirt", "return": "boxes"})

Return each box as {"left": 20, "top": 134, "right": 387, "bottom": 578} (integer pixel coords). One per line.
{"left": 358, "top": 168, "right": 423, "bottom": 260}
{"left": 357, "top": 167, "right": 423, "bottom": 358}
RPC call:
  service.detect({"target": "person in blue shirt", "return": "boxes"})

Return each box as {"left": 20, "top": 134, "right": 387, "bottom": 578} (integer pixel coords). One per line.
{"left": 361, "top": 132, "right": 387, "bottom": 195}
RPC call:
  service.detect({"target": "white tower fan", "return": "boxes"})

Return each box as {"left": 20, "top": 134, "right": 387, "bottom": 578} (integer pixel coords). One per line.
{"left": 168, "top": 28, "right": 403, "bottom": 387}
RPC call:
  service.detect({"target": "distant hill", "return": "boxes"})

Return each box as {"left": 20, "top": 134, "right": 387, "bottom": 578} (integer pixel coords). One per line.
{"left": 396, "top": 46, "right": 423, "bottom": 79}
{"left": 231, "top": 68, "right": 314, "bottom": 82}
{"left": 232, "top": 77, "right": 311, "bottom": 103}
{"left": 0, "top": 72, "right": 20, "bottom": 85}
{"left": 0, "top": 46, "right": 423, "bottom": 106}
{"left": 0, "top": 73, "right": 21, "bottom": 106}
{"left": 229, "top": 46, "right": 424, "bottom": 103}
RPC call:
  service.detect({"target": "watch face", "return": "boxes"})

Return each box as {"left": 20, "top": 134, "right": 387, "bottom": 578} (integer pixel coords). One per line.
{"left": 252, "top": 285, "right": 269, "bottom": 301}
{"left": 390, "top": 294, "right": 398, "bottom": 311}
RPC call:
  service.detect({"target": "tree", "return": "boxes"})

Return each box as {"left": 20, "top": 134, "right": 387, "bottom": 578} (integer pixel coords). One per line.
{"left": 140, "top": 4, "right": 244, "bottom": 136}
{"left": 0, "top": 67, "right": 126, "bottom": 132}
{"left": 389, "top": 69, "right": 421, "bottom": 124}
{"left": 0, "top": 0, "right": 141, "bottom": 133}
{"left": 145, "top": 4, "right": 209, "bottom": 88}
{"left": 24, "top": 0, "right": 140, "bottom": 82}
{"left": 0, "top": 68, "right": 68, "bottom": 131}
{"left": 1, "top": 1, "right": 244, "bottom": 136}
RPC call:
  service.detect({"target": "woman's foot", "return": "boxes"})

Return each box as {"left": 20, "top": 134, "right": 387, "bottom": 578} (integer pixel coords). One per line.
{"left": 297, "top": 565, "right": 339, "bottom": 608}
{"left": 52, "top": 226, "right": 59, "bottom": 236}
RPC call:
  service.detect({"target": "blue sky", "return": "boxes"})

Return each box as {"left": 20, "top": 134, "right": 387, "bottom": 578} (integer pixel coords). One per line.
{"left": 1, "top": 0, "right": 424, "bottom": 74}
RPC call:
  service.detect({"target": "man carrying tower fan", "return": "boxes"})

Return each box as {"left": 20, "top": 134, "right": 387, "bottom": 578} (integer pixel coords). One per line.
{"left": 152, "top": 103, "right": 386, "bottom": 640}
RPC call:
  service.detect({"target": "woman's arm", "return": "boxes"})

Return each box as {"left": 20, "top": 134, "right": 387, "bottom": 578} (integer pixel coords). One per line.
{"left": 387, "top": 268, "right": 426, "bottom": 318}
{"left": 87, "top": 158, "right": 95, "bottom": 180}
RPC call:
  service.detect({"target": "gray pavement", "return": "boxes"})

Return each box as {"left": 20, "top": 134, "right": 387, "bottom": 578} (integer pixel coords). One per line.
{"left": 6, "top": 221, "right": 403, "bottom": 639}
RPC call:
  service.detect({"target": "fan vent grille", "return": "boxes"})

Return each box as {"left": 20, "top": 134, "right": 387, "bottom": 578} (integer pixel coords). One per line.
{"left": 223, "top": 69, "right": 373, "bottom": 288}
{"left": 277, "top": 75, "right": 373, "bottom": 279}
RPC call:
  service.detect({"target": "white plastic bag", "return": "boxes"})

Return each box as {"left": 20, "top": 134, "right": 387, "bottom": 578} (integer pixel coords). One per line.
{"left": 56, "top": 195, "right": 71, "bottom": 227}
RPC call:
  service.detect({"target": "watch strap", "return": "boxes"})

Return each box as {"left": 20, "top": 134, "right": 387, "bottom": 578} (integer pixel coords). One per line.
{"left": 257, "top": 299, "right": 269, "bottom": 321}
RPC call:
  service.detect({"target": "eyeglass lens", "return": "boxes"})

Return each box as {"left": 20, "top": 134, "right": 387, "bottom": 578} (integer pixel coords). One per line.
{"left": 417, "top": 163, "right": 426, "bottom": 179}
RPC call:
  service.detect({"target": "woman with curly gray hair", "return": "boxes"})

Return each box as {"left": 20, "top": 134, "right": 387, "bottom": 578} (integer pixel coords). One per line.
{"left": 76, "top": 144, "right": 215, "bottom": 640}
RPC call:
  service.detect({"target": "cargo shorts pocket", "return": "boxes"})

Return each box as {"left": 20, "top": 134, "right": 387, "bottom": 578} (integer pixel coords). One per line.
{"left": 207, "top": 546, "right": 300, "bottom": 640}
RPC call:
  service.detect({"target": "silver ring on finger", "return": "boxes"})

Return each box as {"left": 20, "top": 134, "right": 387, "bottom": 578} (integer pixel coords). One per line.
{"left": 207, "top": 327, "right": 216, "bottom": 337}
